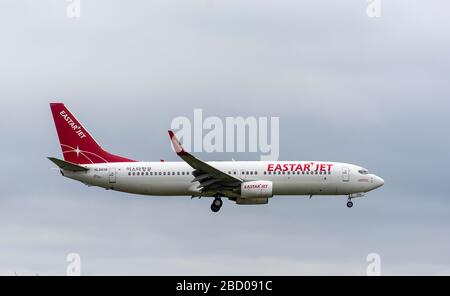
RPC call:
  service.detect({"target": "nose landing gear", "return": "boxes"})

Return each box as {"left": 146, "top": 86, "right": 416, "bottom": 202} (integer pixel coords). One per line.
{"left": 346, "top": 196, "right": 354, "bottom": 208}
{"left": 346, "top": 192, "right": 365, "bottom": 208}
{"left": 346, "top": 200, "right": 354, "bottom": 208}
{"left": 210, "top": 196, "right": 223, "bottom": 212}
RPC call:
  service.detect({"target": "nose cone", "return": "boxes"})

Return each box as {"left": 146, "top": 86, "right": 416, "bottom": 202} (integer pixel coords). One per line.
{"left": 372, "top": 175, "right": 385, "bottom": 189}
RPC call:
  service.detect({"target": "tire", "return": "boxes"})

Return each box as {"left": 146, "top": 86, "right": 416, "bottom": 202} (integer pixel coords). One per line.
{"left": 213, "top": 198, "right": 223, "bottom": 207}
{"left": 211, "top": 204, "right": 220, "bottom": 212}
{"left": 347, "top": 201, "right": 353, "bottom": 208}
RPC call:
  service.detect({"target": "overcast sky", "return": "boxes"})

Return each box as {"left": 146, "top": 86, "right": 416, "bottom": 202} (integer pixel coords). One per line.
{"left": 1, "top": 0, "right": 450, "bottom": 275}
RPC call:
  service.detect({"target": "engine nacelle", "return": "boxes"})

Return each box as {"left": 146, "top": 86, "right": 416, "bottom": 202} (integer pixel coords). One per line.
{"left": 240, "top": 181, "right": 273, "bottom": 199}
{"left": 236, "top": 197, "right": 269, "bottom": 205}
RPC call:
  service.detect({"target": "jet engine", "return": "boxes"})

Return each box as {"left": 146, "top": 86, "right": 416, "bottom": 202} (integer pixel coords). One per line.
{"left": 240, "top": 180, "right": 273, "bottom": 199}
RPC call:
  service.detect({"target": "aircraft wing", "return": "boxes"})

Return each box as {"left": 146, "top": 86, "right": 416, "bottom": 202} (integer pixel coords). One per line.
{"left": 168, "top": 130, "right": 242, "bottom": 194}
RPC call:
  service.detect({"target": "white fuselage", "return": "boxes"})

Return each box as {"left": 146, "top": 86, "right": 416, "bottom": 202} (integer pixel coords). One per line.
{"left": 62, "top": 161, "right": 384, "bottom": 198}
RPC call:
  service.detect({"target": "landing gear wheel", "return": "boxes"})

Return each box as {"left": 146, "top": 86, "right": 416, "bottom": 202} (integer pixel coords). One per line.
{"left": 347, "top": 201, "right": 353, "bottom": 208}
{"left": 211, "top": 204, "right": 220, "bottom": 212}
{"left": 211, "top": 197, "right": 223, "bottom": 212}
{"left": 213, "top": 198, "right": 223, "bottom": 208}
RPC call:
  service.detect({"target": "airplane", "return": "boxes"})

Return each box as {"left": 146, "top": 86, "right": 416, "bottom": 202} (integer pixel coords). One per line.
{"left": 48, "top": 103, "right": 384, "bottom": 212}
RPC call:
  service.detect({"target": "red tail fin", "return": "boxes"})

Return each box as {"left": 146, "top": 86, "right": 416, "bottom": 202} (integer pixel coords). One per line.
{"left": 50, "top": 103, "right": 136, "bottom": 164}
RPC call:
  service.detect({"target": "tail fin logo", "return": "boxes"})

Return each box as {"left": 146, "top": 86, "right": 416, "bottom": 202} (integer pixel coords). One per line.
{"left": 60, "top": 110, "right": 87, "bottom": 139}
{"left": 50, "top": 102, "right": 136, "bottom": 164}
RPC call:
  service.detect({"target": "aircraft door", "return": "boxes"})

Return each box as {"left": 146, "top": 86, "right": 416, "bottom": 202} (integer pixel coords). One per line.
{"left": 109, "top": 167, "right": 117, "bottom": 183}
{"left": 342, "top": 167, "right": 350, "bottom": 182}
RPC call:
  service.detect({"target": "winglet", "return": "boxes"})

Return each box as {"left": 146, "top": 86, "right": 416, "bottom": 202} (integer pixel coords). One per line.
{"left": 168, "top": 130, "right": 188, "bottom": 155}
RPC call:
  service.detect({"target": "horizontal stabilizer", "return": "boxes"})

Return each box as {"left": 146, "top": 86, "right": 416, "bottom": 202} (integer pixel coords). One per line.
{"left": 48, "top": 157, "right": 89, "bottom": 172}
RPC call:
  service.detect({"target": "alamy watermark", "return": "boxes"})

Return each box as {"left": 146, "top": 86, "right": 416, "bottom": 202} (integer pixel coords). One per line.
{"left": 171, "top": 109, "right": 280, "bottom": 161}
{"left": 65, "top": 1, "right": 381, "bottom": 20}
{"left": 66, "top": 0, "right": 81, "bottom": 18}
{"left": 59, "top": 252, "right": 379, "bottom": 275}
{"left": 366, "top": 253, "right": 382, "bottom": 276}
{"left": 366, "top": 0, "right": 382, "bottom": 18}
{"left": 66, "top": 252, "right": 81, "bottom": 276}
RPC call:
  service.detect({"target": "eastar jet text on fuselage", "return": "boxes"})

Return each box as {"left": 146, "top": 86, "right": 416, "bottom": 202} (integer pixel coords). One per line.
{"left": 48, "top": 103, "right": 384, "bottom": 212}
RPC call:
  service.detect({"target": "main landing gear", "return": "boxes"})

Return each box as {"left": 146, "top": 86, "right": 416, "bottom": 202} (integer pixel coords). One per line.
{"left": 210, "top": 195, "right": 223, "bottom": 212}
{"left": 346, "top": 197, "right": 354, "bottom": 208}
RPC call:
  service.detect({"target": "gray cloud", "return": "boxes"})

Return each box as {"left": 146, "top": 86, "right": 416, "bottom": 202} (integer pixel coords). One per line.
{"left": 0, "top": 0, "right": 449, "bottom": 275}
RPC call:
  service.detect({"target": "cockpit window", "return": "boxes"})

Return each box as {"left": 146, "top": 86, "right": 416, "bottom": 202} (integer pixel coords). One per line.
{"left": 358, "top": 168, "right": 369, "bottom": 175}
